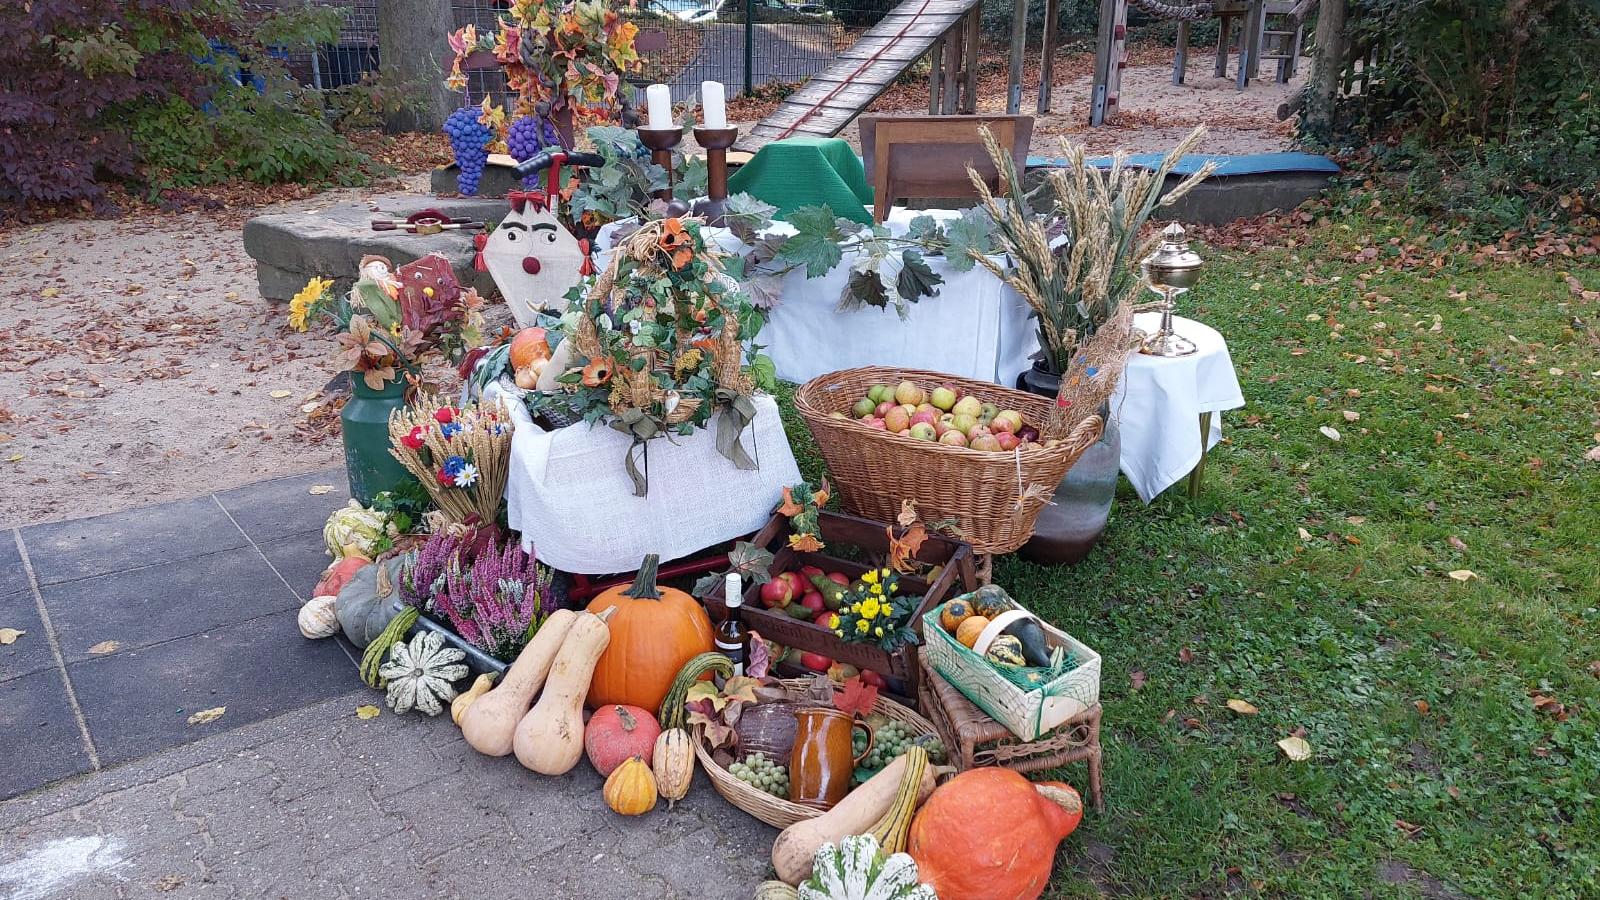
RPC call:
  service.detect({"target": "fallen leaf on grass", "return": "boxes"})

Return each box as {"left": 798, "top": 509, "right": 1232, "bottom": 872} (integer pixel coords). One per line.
{"left": 1346, "top": 516, "right": 1367, "bottom": 525}
{"left": 1319, "top": 426, "right": 1342, "bottom": 442}
{"left": 1277, "top": 735, "right": 1313, "bottom": 761}
{"left": 1342, "top": 410, "right": 1360, "bottom": 422}
{"left": 1394, "top": 819, "right": 1423, "bottom": 838}
{"left": 1447, "top": 569, "right": 1478, "bottom": 582}
{"left": 1588, "top": 661, "right": 1600, "bottom": 679}
{"left": 87, "top": 640, "right": 120, "bottom": 655}
{"left": 187, "top": 706, "right": 226, "bottom": 725}
{"left": 1531, "top": 693, "right": 1568, "bottom": 720}
{"left": 356, "top": 705, "right": 381, "bottom": 720}
{"left": 307, "top": 485, "right": 333, "bottom": 495}
{"left": 1226, "top": 699, "right": 1259, "bottom": 715}
{"left": 1178, "top": 647, "right": 1195, "bottom": 664}
{"left": 1414, "top": 699, "right": 1431, "bottom": 715}
{"left": 0, "top": 627, "right": 24, "bottom": 644}
{"left": 1130, "top": 670, "right": 1147, "bottom": 691}
{"left": 1297, "top": 527, "right": 1312, "bottom": 541}
{"left": 269, "top": 390, "right": 293, "bottom": 399}
{"left": 1447, "top": 536, "right": 1468, "bottom": 552}
{"left": 1585, "top": 446, "right": 1600, "bottom": 463}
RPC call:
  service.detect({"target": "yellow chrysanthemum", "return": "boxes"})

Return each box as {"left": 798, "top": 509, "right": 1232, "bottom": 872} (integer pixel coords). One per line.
{"left": 869, "top": 584, "right": 883, "bottom": 595}
{"left": 856, "top": 619, "right": 869, "bottom": 634}
{"left": 874, "top": 626, "right": 884, "bottom": 637}
{"left": 860, "top": 596, "right": 880, "bottom": 619}
{"left": 861, "top": 570, "right": 878, "bottom": 585}
{"left": 287, "top": 277, "right": 332, "bottom": 332}
{"left": 827, "top": 614, "right": 839, "bottom": 629}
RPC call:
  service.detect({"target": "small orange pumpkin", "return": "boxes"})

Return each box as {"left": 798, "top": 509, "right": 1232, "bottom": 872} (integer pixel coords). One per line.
{"left": 509, "top": 327, "right": 550, "bottom": 370}
{"left": 585, "top": 554, "right": 715, "bottom": 711}
{"left": 955, "top": 615, "right": 989, "bottom": 649}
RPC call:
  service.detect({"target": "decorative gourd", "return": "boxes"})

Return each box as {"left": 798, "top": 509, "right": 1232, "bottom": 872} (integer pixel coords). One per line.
{"left": 937, "top": 598, "right": 973, "bottom": 634}
{"left": 955, "top": 616, "right": 989, "bottom": 649}
{"left": 335, "top": 556, "right": 406, "bottom": 647}
{"left": 513, "top": 606, "right": 617, "bottom": 775}
{"left": 602, "top": 756, "right": 658, "bottom": 816}
{"left": 999, "top": 616, "right": 1054, "bottom": 668}
{"left": 509, "top": 326, "right": 551, "bottom": 369}
{"left": 864, "top": 746, "right": 928, "bottom": 855}
{"left": 658, "top": 651, "right": 735, "bottom": 729}
{"left": 754, "top": 882, "right": 801, "bottom": 900}
{"left": 907, "top": 768, "right": 1084, "bottom": 900}
{"left": 652, "top": 727, "right": 695, "bottom": 807}
{"left": 378, "top": 631, "right": 469, "bottom": 716}
{"left": 984, "top": 634, "right": 1027, "bottom": 668}
{"left": 450, "top": 672, "right": 497, "bottom": 725}
{"left": 586, "top": 554, "right": 715, "bottom": 712}
{"left": 771, "top": 752, "right": 941, "bottom": 885}
{"left": 799, "top": 834, "right": 936, "bottom": 900}
{"left": 586, "top": 704, "right": 662, "bottom": 776}
{"left": 462, "top": 608, "right": 577, "bottom": 756}
{"left": 313, "top": 554, "right": 371, "bottom": 601}
{"left": 967, "top": 585, "right": 1013, "bottom": 618}
{"left": 297, "top": 596, "right": 341, "bottom": 639}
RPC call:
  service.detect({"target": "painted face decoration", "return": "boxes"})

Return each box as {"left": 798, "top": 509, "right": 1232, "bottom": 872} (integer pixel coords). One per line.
{"left": 480, "top": 190, "right": 588, "bottom": 327}
{"left": 396, "top": 254, "right": 462, "bottom": 336}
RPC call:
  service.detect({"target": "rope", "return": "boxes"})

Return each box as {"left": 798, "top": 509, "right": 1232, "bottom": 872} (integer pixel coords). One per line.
{"left": 1126, "top": 0, "right": 1215, "bottom": 21}
{"left": 774, "top": 0, "right": 945, "bottom": 140}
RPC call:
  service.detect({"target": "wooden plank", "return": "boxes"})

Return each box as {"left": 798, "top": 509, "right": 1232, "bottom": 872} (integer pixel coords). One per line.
{"left": 928, "top": 37, "right": 944, "bottom": 115}
{"left": 1172, "top": 19, "right": 1188, "bottom": 85}
{"left": 1038, "top": 0, "right": 1059, "bottom": 111}
{"left": 941, "top": 11, "right": 963, "bottom": 114}
{"left": 1214, "top": 14, "right": 1231, "bottom": 77}
{"left": 961, "top": 8, "right": 979, "bottom": 114}
{"left": 1008, "top": 0, "right": 1028, "bottom": 113}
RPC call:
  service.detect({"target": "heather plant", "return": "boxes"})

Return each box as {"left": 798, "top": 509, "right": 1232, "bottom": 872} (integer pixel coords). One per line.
{"left": 400, "top": 531, "right": 558, "bottom": 662}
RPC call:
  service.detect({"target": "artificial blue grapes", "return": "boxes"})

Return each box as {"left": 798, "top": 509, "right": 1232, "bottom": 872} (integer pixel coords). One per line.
{"left": 443, "top": 106, "right": 492, "bottom": 196}
{"left": 506, "top": 115, "right": 547, "bottom": 189}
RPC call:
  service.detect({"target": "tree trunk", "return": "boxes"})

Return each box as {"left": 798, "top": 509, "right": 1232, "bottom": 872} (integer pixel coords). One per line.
{"left": 378, "top": 0, "right": 457, "bottom": 133}
{"left": 1304, "top": 0, "right": 1346, "bottom": 139}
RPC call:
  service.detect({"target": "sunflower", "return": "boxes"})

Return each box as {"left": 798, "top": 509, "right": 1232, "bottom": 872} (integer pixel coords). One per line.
{"left": 288, "top": 277, "right": 332, "bottom": 332}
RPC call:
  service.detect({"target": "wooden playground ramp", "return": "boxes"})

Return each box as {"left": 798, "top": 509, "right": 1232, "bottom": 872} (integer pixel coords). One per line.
{"left": 736, "top": 0, "right": 984, "bottom": 153}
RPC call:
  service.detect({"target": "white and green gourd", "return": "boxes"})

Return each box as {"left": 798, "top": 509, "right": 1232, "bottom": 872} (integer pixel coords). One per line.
{"left": 379, "top": 631, "right": 469, "bottom": 715}
{"left": 799, "top": 834, "right": 936, "bottom": 900}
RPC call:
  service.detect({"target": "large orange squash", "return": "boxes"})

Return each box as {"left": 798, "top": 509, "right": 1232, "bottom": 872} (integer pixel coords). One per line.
{"left": 585, "top": 554, "right": 714, "bottom": 711}
{"left": 906, "top": 767, "right": 1083, "bottom": 900}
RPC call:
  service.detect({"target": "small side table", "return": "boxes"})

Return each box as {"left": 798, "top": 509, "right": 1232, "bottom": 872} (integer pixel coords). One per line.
{"left": 1116, "top": 312, "right": 1245, "bottom": 502}
{"left": 916, "top": 656, "right": 1105, "bottom": 812}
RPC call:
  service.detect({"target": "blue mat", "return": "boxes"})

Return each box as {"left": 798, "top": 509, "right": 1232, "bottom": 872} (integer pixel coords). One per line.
{"left": 1025, "top": 151, "right": 1340, "bottom": 177}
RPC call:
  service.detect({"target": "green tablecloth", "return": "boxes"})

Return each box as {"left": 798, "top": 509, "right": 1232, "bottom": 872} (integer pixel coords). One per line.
{"left": 727, "top": 137, "right": 874, "bottom": 225}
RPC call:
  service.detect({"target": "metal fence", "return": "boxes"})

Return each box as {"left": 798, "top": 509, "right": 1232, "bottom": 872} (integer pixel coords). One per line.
{"left": 277, "top": 0, "right": 896, "bottom": 106}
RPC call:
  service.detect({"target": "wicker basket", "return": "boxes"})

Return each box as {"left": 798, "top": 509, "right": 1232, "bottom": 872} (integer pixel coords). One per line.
{"left": 794, "top": 367, "right": 1104, "bottom": 555}
{"left": 696, "top": 678, "right": 940, "bottom": 829}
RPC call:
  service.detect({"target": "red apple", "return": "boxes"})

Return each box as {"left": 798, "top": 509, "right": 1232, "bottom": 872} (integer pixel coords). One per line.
{"left": 781, "top": 571, "right": 808, "bottom": 596}
{"left": 864, "top": 417, "right": 887, "bottom": 430}
{"left": 995, "top": 432, "right": 1021, "bottom": 451}
{"left": 826, "top": 572, "right": 850, "bottom": 586}
{"left": 800, "top": 652, "right": 833, "bottom": 672}
{"left": 759, "top": 576, "right": 795, "bottom": 608}
{"left": 859, "top": 669, "right": 887, "bottom": 688}
{"left": 938, "top": 430, "right": 969, "bottom": 447}
{"left": 812, "top": 610, "right": 835, "bottom": 627}
{"left": 800, "top": 565, "right": 824, "bottom": 580}
{"left": 800, "top": 591, "right": 826, "bottom": 614}
{"left": 910, "top": 409, "right": 939, "bottom": 429}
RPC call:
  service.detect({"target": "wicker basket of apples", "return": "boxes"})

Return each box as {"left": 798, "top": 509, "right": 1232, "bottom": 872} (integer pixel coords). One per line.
{"left": 795, "top": 367, "right": 1103, "bottom": 555}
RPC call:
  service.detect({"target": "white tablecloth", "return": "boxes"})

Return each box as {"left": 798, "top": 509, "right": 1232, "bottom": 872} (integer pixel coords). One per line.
{"left": 500, "top": 392, "right": 801, "bottom": 574}
{"left": 1114, "top": 313, "right": 1245, "bottom": 502}
{"left": 761, "top": 209, "right": 1038, "bottom": 386}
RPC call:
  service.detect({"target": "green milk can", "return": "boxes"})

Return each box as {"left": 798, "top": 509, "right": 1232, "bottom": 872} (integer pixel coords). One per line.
{"left": 341, "top": 375, "right": 412, "bottom": 504}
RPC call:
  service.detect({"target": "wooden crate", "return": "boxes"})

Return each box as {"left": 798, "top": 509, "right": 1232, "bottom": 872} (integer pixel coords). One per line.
{"left": 699, "top": 510, "right": 977, "bottom": 705}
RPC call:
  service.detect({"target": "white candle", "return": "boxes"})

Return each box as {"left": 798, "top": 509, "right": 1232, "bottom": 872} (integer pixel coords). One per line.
{"left": 701, "top": 81, "right": 726, "bottom": 129}
{"left": 645, "top": 84, "right": 672, "bottom": 130}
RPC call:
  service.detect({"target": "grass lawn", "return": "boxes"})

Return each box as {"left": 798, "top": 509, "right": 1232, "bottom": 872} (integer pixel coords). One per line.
{"left": 777, "top": 214, "right": 1600, "bottom": 898}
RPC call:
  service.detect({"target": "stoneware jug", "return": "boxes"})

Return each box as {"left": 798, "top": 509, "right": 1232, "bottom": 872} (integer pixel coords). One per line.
{"left": 788, "top": 707, "right": 873, "bottom": 810}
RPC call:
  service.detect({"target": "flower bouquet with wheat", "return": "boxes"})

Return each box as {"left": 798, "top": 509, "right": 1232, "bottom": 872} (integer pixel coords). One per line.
{"left": 387, "top": 395, "right": 514, "bottom": 525}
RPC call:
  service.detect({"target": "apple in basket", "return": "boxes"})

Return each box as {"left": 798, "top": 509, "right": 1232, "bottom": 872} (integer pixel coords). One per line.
{"left": 910, "top": 409, "right": 939, "bottom": 429}
{"left": 868, "top": 384, "right": 894, "bottom": 405}
{"left": 995, "top": 432, "right": 1021, "bottom": 451}
{"left": 931, "top": 386, "right": 958, "bottom": 411}
{"left": 908, "top": 422, "right": 937, "bottom": 441}
{"left": 852, "top": 397, "right": 877, "bottom": 418}
{"left": 971, "top": 434, "right": 1003, "bottom": 452}
{"left": 894, "top": 381, "right": 925, "bottom": 406}
{"left": 884, "top": 407, "right": 911, "bottom": 434}
{"left": 952, "top": 395, "right": 983, "bottom": 419}
{"left": 938, "top": 430, "right": 969, "bottom": 448}
{"left": 862, "top": 416, "right": 887, "bottom": 430}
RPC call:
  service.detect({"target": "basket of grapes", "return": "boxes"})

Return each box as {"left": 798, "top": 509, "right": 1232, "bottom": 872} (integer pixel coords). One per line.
{"left": 694, "top": 675, "right": 946, "bottom": 829}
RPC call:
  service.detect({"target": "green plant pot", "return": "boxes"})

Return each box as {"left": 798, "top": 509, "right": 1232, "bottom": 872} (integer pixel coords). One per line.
{"left": 341, "top": 375, "right": 411, "bottom": 505}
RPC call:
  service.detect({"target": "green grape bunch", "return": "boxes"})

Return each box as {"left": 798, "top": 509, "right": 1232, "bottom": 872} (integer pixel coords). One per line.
{"left": 730, "top": 752, "right": 790, "bottom": 798}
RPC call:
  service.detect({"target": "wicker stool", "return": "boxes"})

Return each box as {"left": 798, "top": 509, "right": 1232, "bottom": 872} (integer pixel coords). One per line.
{"left": 917, "top": 655, "right": 1104, "bottom": 812}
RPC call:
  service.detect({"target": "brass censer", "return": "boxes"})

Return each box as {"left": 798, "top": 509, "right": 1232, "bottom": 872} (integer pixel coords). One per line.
{"left": 1139, "top": 222, "right": 1203, "bottom": 357}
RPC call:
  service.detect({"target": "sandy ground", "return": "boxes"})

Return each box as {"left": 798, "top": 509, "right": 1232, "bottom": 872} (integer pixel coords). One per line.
{"left": 0, "top": 58, "right": 1300, "bottom": 528}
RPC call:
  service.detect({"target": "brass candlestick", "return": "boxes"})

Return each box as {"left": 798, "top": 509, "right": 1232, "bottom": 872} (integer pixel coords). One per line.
{"left": 637, "top": 128, "right": 684, "bottom": 202}
{"left": 1139, "top": 223, "right": 1203, "bottom": 357}
{"left": 692, "top": 126, "right": 739, "bottom": 227}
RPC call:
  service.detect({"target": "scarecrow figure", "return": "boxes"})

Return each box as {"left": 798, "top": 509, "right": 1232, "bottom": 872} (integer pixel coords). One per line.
{"left": 477, "top": 149, "right": 603, "bottom": 327}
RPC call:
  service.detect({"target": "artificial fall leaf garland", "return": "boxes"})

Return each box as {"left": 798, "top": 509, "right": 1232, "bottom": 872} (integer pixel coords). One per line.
{"left": 778, "top": 478, "right": 829, "bottom": 552}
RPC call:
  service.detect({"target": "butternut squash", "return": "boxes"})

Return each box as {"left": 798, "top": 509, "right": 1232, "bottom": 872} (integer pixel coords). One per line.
{"left": 513, "top": 606, "right": 616, "bottom": 775}
{"left": 461, "top": 609, "right": 576, "bottom": 756}
{"left": 770, "top": 751, "right": 943, "bottom": 885}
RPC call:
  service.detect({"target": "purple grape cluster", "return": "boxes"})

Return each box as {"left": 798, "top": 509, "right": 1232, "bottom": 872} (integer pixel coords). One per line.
{"left": 506, "top": 115, "right": 562, "bottom": 188}
{"left": 443, "top": 106, "right": 492, "bottom": 195}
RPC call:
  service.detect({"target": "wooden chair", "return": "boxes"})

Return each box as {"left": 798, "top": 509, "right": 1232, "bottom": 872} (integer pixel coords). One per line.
{"left": 858, "top": 115, "right": 1034, "bottom": 223}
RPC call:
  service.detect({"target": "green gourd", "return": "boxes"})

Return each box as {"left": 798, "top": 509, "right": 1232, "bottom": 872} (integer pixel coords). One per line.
{"left": 800, "top": 834, "right": 936, "bottom": 900}
{"left": 999, "top": 616, "right": 1054, "bottom": 668}
{"left": 335, "top": 555, "right": 407, "bottom": 647}
{"left": 658, "top": 652, "right": 735, "bottom": 729}
{"left": 984, "top": 634, "right": 1027, "bottom": 668}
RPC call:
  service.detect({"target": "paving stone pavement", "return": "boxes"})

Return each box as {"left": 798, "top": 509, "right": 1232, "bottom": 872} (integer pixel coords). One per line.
{"left": 0, "top": 689, "right": 775, "bottom": 900}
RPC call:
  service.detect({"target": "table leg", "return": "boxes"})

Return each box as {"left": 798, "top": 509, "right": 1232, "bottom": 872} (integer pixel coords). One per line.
{"left": 1187, "top": 411, "right": 1213, "bottom": 499}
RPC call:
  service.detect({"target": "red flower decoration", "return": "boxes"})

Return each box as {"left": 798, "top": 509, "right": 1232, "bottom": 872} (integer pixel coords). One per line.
{"left": 436, "top": 468, "right": 455, "bottom": 486}
{"left": 401, "top": 426, "right": 426, "bottom": 450}
{"left": 434, "top": 407, "right": 456, "bottom": 424}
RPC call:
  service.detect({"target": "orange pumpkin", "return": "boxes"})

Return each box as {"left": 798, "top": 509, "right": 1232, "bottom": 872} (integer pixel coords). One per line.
{"left": 509, "top": 327, "right": 550, "bottom": 369}
{"left": 585, "top": 554, "right": 714, "bottom": 711}
{"left": 907, "top": 768, "right": 1083, "bottom": 900}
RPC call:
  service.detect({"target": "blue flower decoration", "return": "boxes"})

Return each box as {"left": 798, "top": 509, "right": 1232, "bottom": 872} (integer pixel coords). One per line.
{"left": 1085, "top": 366, "right": 1099, "bottom": 378}
{"left": 442, "top": 454, "right": 468, "bottom": 476}
{"left": 440, "top": 421, "right": 463, "bottom": 438}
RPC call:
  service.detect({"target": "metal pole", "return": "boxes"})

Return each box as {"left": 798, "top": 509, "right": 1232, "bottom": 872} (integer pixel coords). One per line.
{"left": 744, "top": 0, "right": 756, "bottom": 96}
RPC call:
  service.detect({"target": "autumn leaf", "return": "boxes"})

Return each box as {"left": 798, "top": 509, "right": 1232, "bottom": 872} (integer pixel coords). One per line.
{"left": 1277, "top": 735, "right": 1312, "bottom": 761}
{"left": 896, "top": 499, "right": 918, "bottom": 528}
{"left": 1414, "top": 699, "right": 1431, "bottom": 715}
{"left": 356, "top": 705, "right": 381, "bottom": 719}
{"left": 1342, "top": 410, "right": 1360, "bottom": 422}
{"left": 1345, "top": 515, "right": 1366, "bottom": 525}
{"left": 87, "top": 640, "right": 120, "bottom": 655}
{"left": 0, "top": 627, "right": 24, "bottom": 645}
{"left": 187, "top": 706, "right": 226, "bottom": 725}
{"left": 1178, "top": 647, "right": 1195, "bottom": 664}
{"left": 1130, "top": 670, "right": 1147, "bottom": 692}
{"left": 269, "top": 390, "right": 292, "bottom": 399}
{"left": 307, "top": 484, "right": 334, "bottom": 495}
{"left": 812, "top": 477, "right": 830, "bottom": 508}
{"left": 777, "top": 485, "right": 803, "bottom": 517}
{"left": 1319, "top": 426, "right": 1342, "bottom": 442}
{"left": 684, "top": 681, "right": 730, "bottom": 711}
{"left": 1447, "top": 536, "right": 1467, "bottom": 552}
{"left": 887, "top": 521, "right": 928, "bottom": 574}
{"left": 833, "top": 676, "right": 879, "bottom": 718}
{"left": 721, "top": 675, "right": 762, "bottom": 705}
{"left": 1226, "top": 699, "right": 1259, "bottom": 715}
{"left": 1585, "top": 446, "right": 1600, "bottom": 463}
{"left": 788, "top": 532, "right": 824, "bottom": 553}
{"left": 1297, "top": 527, "right": 1312, "bottom": 541}
{"left": 1447, "top": 569, "right": 1478, "bottom": 582}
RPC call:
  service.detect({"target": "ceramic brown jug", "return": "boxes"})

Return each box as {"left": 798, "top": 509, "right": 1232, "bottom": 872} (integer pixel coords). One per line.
{"left": 787, "top": 707, "right": 873, "bottom": 810}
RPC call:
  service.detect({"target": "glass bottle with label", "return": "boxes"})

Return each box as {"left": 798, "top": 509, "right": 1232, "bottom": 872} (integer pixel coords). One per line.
{"left": 715, "top": 572, "right": 750, "bottom": 676}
